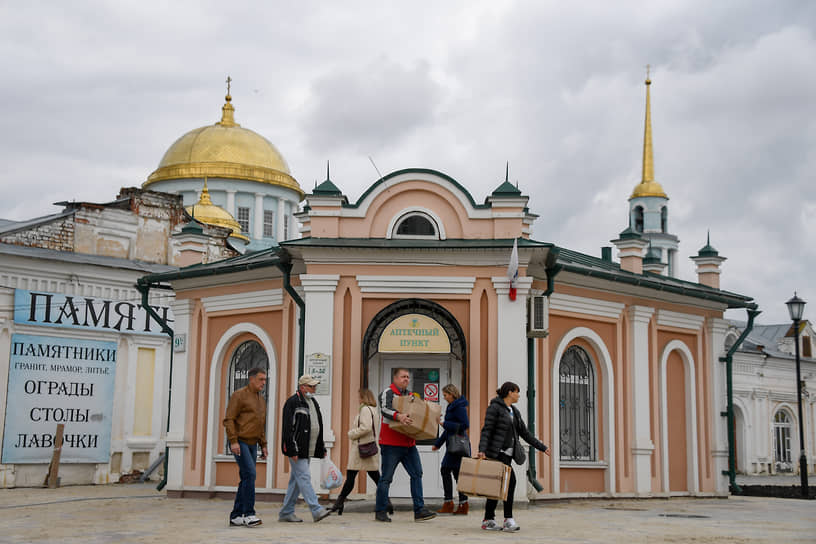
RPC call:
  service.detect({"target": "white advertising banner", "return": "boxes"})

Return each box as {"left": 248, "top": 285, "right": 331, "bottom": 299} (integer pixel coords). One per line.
{"left": 13, "top": 289, "right": 173, "bottom": 336}
{"left": 2, "top": 334, "right": 117, "bottom": 464}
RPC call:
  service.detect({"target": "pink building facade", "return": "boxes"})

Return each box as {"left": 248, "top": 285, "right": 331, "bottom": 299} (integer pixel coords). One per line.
{"left": 140, "top": 168, "right": 753, "bottom": 501}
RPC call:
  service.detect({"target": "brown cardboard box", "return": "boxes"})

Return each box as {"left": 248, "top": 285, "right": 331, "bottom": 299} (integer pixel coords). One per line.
{"left": 389, "top": 394, "right": 441, "bottom": 440}
{"left": 457, "top": 457, "right": 512, "bottom": 500}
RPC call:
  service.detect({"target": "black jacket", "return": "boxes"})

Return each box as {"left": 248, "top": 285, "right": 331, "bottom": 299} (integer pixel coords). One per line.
{"left": 478, "top": 396, "right": 547, "bottom": 461}
{"left": 281, "top": 391, "right": 326, "bottom": 458}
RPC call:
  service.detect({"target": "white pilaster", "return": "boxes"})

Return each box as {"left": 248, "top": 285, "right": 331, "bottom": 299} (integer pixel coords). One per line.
{"left": 492, "top": 276, "right": 533, "bottom": 501}
{"left": 226, "top": 190, "right": 236, "bottom": 217}
{"left": 301, "top": 275, "right": 339, "bottom": 492}
{"left": 707, "top": 317, "right": 729, "bottom": 494}
{"left": 277, "top": 199, "right": 286, "bottom": 242}
{"left": 166, "top": 299, "right": 193, "bottom": 490}
{"left": 301, "top": 275, "right": 340, "bottom": 444}
{"left": 254, "top": 193, "right": 264, "bottom": 240}
{"left": 628, "top": 305, "right": 655, "bottom": 494}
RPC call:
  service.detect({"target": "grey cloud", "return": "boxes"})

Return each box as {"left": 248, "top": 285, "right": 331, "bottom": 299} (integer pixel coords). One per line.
{"left": 301, "top": 58, "right": 444, "bottom": 154}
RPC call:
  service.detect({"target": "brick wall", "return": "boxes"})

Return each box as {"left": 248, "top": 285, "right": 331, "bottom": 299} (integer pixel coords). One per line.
{"left": 0, "top": 216, "right": 75, "bottom": 251}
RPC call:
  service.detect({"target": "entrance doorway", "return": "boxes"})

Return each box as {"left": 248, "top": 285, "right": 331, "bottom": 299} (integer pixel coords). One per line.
{"left": 369, "top": 355, "right": 462, "bottom": 497}
{"left": 362, "top": 299, "right": 467, "bottom": 498}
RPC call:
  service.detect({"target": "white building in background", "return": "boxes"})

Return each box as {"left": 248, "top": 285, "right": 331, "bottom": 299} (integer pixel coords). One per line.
{"left": 726, "top": 321, "right": 815, "bottom": 475}
{"left": 0, "top": 189, "right": 238, "bottom": 487}
{"left": 0, "top": 82, "right": 303, "bottom": 487}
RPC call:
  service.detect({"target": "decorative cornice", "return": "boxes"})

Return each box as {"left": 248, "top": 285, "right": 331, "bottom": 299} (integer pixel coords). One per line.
{"left": 201, "top": 289, "right": 283, "bottom": 312}
{"left": 550, "top": 292, "right": 625, "bottom": 319}
{"left": 657, "top": 309, "right": 705, "bottom": 330}
{"left": 627, "top": 305, "right": 655, "bottom": 324}
{"left": 491, "top": 276, "right": 533, "bottom": 297}
{"left": 300, "top": 274, "right": 341, "bottom": 293}
{"left": 146, "top": 162, "right": 304, "bottom": 197}
{"left": 357, "top": 275, "right": 475, "bottom": 294}
{"left": 171, "top": 298, "right": 195, "bottom": 318}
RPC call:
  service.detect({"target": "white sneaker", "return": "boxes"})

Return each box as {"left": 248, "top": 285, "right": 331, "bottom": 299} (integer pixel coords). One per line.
{"left": 481, "top": 519, "right": 502, "bottom": 531}
{"left": 244, "top": 514, "right": 262, "bottom": 527}
{"left": 229, "top": 515, "right": 245, "bottom": 527}
{"left": 502, "top": 518, "right": 520, "bottom": 532}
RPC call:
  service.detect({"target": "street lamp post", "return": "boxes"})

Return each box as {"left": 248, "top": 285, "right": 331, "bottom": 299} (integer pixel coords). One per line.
{"left": 786, "top": 293, "right": 810, "bottom": 498}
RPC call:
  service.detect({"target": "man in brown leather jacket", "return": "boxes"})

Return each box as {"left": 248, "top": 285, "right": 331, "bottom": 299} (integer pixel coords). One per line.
{"left": 223, "top": 367, "right": 268, "bottom": 527}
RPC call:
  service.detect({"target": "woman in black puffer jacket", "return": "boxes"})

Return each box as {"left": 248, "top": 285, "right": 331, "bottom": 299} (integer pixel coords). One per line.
{"left": 477, "top": 381, "right": 550, "bottom": 532}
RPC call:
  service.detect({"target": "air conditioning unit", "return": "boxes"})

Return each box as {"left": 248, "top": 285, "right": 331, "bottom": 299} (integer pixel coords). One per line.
{"left": 527, "top": 295, "right": 549, "bottom": 337}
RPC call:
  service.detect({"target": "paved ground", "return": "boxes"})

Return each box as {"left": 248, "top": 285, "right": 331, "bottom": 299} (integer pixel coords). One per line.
{"left": 0, "top": 480, "right": 814, "bottom": 544}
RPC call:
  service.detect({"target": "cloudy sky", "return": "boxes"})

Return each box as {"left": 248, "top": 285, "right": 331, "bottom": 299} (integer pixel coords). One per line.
{"left": 1, "top": 1, "right": 814, "bottom": 323}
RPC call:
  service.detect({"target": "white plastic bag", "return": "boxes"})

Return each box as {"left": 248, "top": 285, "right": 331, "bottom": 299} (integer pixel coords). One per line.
{"left": 320, "top": 456, "right": 344, "bottom": 490}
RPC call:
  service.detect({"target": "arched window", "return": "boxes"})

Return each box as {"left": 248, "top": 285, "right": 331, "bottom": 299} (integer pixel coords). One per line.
{"left": 660, "top": 206, "right": 668, "bottom": 233}
{"left": 633, "top": 206, "right": 644, "bottom": 232}
{"left": 225, "top": 340, "right": 269, "bottom": 454}
{"left": 393, "top": 212, "right": 438, "bottom": 239}
{"left": 559, "top": 345, "right": 596, "bottom": 461}
{"left": 773, "top": 410, "right": 792, "bottom": 471}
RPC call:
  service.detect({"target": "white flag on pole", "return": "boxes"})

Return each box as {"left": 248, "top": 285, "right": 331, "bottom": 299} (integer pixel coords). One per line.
{"left": 507, "top": 238, "right": 518, "bottom": 300}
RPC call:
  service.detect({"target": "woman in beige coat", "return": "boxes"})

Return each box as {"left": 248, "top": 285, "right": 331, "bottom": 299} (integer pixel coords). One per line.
{"left": 328, "top": 388, "right": 386, "bottom": 515}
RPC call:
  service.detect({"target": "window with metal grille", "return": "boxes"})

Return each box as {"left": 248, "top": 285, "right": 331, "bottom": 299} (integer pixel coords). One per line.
{"left": 773, "top": 410, "right": 792, "bottom": 470}
{"left": 559, "top": 345, "right": 596, "bottom": 461}
{"left": 237, "top": 207, "right": 250, "bottom": 233}
{"left": 283, "top": 214, "right": 289, "bottom": 240}
{"left": 263, "top": 210, "right": 275, "bottom": 237}
{"left": 225, "top": 340, "right": 269, "bottom": 455}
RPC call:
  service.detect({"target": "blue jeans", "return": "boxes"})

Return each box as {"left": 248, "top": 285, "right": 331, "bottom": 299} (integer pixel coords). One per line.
{"left": 279, "top": 457, "right": 323, "bottom": 517}
{"left": 376, "top": 444, "right": 424, "bottom": 514}
{"left": 230, "top": 441, "right": 257, "bottom": 519}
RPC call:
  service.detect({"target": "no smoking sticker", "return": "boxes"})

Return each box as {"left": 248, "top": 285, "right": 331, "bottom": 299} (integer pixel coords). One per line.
{"left": 424, "top": 383, "right": 439, "bottom": 401}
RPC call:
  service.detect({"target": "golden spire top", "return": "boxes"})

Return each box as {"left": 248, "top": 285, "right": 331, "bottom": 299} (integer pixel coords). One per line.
{"left": 219, "top": 76, "right": 239, "bottom": 127}
{"left": 630, "top": 66, "right": 667, "bottom": 199}
{"left": 642, "top": 65, "right": 654, "bottom": 182}
{"left": 198, "top": 177, "right": 214, "bottom": 206}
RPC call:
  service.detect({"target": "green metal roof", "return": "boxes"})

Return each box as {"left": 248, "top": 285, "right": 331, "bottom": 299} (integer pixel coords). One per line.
{"left": 491, "top": 180, "right": 522, "bottom": 196}
{"left": 138, "top": 245, "right": 284, "bottom": 285}
{"left": 554, "top": 246, "right": 754, "bottom": 309}
{"left": 138, "top": 234, "right": 754, "bottom": 310}
{"left": 312, "top": 178, "right": 343, "bottom": 196}
{"left": 342, "top": 168, "right": 490, "bottom": 210}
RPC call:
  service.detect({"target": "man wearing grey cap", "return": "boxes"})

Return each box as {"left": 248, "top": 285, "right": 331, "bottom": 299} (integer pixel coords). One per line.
{"left": 279, "top": 374, "right": 331, "bottom": 523}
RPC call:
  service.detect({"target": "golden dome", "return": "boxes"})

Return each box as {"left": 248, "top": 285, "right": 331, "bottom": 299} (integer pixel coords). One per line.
{"left": 186, "top": 182, "right": 249, "bottom": 242}
{"left": 630, "top": 180, "right": 668, "bottom": 199}
{"left": 144, "top": 94, "right": 304, "bottom": 197}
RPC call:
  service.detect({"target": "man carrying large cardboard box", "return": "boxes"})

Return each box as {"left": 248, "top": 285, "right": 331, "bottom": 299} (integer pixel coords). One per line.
{"left": 374, "top": 367, "right": 438, "bottom": 523}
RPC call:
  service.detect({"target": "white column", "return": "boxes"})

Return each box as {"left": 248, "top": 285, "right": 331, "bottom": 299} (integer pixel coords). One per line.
{"left": 277, "top": 199, "right": 286, "bottom": 242}
{"left": 492, "top": 275, "right": 533, "bottom": 501}
{"left": 300, "top": 275, "right": 339, "bottom": 489}
{"left": 226, "top": 190, "right": 236, "bottom": 217}
{"left": 254, "top": 193, "right": 264, "bottom": 241}
{"left": 628, "top": 305, "right": 655, "bottom": 494}
{"left": 165, "top": 299, "right": 193, "bottom": 490}
{"left": 706, "top": 317, "right": 729, "bottom": 494}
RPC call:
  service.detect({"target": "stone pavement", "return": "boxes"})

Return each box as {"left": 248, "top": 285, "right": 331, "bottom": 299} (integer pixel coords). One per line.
{"left": 0, "top": 483, "right": 814, "bottom": 543}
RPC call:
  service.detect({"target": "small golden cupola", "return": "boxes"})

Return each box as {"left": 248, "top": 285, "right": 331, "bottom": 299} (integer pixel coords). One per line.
{"left": 630, "top": 68, "right": 668, "bottom": 200}
{"left": 185, "top": 180, "right": 249, "bottom": 242}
